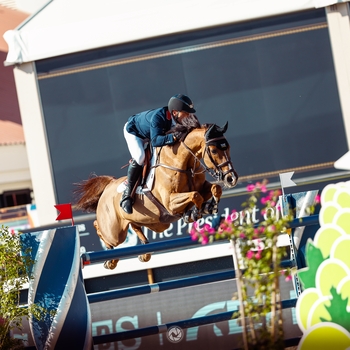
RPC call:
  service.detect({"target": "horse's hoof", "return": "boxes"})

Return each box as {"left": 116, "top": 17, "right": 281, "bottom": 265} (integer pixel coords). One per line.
{"left": 138, "top": 254, "right": 151, "bottom": 262}
{"left": 191, "top": 208, "right": 201, "bottom": 221}
{"left": 212, "top": 206, "right": 218, "bottom": 214}
{"left": 104, "top": 260, "right": 117, "bottom": 270}
{"left": 202, "top": 199, "right": 218, "bottom": 215}
{"left": 183, "top": 211, "right": 191, "bottom": 223}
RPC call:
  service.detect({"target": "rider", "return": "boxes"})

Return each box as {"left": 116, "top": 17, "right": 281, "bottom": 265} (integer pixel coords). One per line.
{"left": 120, "top": 94, "right": 197, "bottom": 214}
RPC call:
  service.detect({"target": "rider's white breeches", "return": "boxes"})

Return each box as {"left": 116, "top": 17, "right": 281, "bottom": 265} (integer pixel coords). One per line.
{"left": 123, "top": 123, "right": 147, "bottom": 166}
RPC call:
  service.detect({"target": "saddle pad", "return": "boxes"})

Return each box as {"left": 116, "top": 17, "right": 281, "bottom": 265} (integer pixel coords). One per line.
{"left": 116, "top": 182, "right": 144, "bottom": 195}
{"left": 116, "top": 148, "right": 157, "bottom": 194}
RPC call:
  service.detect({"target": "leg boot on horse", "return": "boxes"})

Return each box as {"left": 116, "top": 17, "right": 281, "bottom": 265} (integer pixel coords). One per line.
{"left": 120, "top": 159, "right": 143, "bottom": 214}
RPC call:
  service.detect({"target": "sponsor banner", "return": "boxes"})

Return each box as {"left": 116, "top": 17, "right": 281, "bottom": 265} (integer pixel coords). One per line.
{"left": 14, "top": 279, "right": 300, "bottom": 349}
{"left": 78, "top": 191, "right": 287, "bottom": 253}
{"left": 78, "top": 178, "right": 328, "bottom": 253}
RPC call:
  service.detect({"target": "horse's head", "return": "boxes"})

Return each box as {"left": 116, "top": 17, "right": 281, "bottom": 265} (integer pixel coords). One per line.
{"left": 203, "top": 122, "right": 238, "bottom": 188}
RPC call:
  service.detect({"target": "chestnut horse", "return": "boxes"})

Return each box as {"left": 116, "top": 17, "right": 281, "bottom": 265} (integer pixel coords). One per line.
{"left": 74, "top": 122, "right": 238, "bottom": 269}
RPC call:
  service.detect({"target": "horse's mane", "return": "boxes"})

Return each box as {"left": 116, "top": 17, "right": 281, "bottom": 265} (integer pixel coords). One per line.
{"left": 166, "top": 114, "right": 202, "bottom": 141}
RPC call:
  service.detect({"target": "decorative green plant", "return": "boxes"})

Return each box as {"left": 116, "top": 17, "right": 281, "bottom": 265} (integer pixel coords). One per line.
{"left": 0, "top": 225, "right": 35, "bottom": 349}
{"left": 295, "top": 181, "right": 350, "bottom": 349}
{"left": 190, "top": 181, "right": 318, "bottom": 350}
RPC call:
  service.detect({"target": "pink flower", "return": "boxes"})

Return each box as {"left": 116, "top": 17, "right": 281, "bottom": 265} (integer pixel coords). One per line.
{"left": 247, "top": 184, "right": 255, "bottom": 192}
{"left": 285, "top": 275, "right": 292, "bottom": 282}
{"left": 230, "top": 210, "right": 239, "bottom": 221}
{"left": 315, "top": 194, "right": 320, "bottom": 204}
{"left": 255, "top": 182, "right": 267, "bottom": 193}
{"left": 267, "top": 225, "right": 276, "bottom": 232}
{"left": 253, "top": 228, "right": 259, "bottom": 237}
{"left": 201, "top": 236, "right": 209, "bottom": 245}
{"left": 203, "top": 224, "right": 215, "bottom": 234}
{"left": 261, "top": 196, "right": 270, "bottom": 205}
{"left": 239, "top": 232, "right": 246, "bottom": 239}
{"left": 246, "top": 250, "right": 254, "bottom": 259}
{"left": 218, "top": 224, "right": 225, "bottom": 234}
{"left": 189, "top": 231, "right": 198, "bottom": 241}
{"left": 255, "top": 252, "right": 262, "bottom": 260}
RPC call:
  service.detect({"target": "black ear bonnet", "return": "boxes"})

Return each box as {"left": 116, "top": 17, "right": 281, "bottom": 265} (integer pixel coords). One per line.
{"left": 205, "top": 122, "right": 229, "bottom": 150}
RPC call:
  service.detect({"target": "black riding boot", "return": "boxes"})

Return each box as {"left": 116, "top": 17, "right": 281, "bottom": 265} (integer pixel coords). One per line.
{"left": 120, "top": 159, "right": 143, "bottom": 214}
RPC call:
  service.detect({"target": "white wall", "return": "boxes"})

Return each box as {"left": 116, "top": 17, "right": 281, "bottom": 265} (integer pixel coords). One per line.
{"left": 0, "top": 143, "right": 31, "bottom": 193}
{"left": 15, "top": 0, "right": 50, "bottom": 14}
{"left": 13, "top": 62, "right": 57, "bottom": 224}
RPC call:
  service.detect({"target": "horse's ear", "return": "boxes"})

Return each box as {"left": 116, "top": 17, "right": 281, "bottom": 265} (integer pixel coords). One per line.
{"left": 207, "top": 124, "right": 215, "bottom": 134}
{"left": 217, "top": 122, "right": 228, "bottom": 134}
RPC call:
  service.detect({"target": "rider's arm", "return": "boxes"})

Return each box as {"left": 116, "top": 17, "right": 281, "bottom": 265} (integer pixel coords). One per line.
{"left": 150, "top": 113, "right": 176, "bottom": 147}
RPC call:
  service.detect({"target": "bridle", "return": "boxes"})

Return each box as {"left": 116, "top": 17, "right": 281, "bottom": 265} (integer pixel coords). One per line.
{"left": 203, "top": 135, "right": 235, "bottom": 181}
{"left": 151, "top": 132, "right": 234, "bottom": 182}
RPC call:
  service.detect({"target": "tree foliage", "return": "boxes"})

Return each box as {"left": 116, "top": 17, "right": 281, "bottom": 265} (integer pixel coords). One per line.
{"left": 0, "top": 225, "right": 35, "bottom": 349}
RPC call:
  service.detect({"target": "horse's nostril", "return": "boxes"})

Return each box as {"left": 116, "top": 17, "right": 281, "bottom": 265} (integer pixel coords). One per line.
{"left": 224, "top": 173, "right": 237, "bottom": 188}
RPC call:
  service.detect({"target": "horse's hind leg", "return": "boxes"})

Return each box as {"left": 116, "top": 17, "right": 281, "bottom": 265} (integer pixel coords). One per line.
{"left": 130, "top": 223, "right": 151, "bottom": 263}
{"left": 93, "top": 220, "right": 119, "bottom": 270}
{"left": 103, "top": 248, "right": 119, "bottom": 270}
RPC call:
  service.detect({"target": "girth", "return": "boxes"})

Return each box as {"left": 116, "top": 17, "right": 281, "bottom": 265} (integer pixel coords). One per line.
{"left": 142, "top": 186, "right": 181, "bottom": 224}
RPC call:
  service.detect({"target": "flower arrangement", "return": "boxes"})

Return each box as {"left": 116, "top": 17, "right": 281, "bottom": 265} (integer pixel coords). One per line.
{"left": 190, "top": 180, "right": 319, "bottom": 350}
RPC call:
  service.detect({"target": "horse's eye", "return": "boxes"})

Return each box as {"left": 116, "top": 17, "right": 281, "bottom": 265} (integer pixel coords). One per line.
{"left": 210, "top": 149, "right": 218, "bottom": 155}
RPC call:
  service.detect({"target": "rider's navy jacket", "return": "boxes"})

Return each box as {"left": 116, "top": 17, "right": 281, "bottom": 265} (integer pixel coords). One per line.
{"left": 126, "top": 107, "right": 176, "bottom": 147}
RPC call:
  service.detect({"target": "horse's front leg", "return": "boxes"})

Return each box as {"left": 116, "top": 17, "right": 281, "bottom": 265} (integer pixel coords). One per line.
{"left": 168, "top": 192, "right": 205, "bottom": 224}
{"left": 202, "top": 182, "right": 223, "bottom": 202}
{"left": 169, "top": 191, "right": 204, "bottom": 215}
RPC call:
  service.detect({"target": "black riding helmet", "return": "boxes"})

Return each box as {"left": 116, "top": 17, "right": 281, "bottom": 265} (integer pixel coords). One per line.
{"left": 168, "top": 94, "right": 196, "bottom": 114}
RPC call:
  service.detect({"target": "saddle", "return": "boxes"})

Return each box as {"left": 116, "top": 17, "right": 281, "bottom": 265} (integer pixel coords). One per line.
{"left": 123, "top": 146, "right": 205, "bottom": 224}
{"left": 136, "top": 146, "right": 182, "bottom": 224}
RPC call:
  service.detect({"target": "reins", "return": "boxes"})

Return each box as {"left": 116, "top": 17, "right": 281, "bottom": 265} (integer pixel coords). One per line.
{"left": 150, "top": 134, "right": 233, "bottom": 181}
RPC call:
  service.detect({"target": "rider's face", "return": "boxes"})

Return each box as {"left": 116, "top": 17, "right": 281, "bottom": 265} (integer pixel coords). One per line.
{"left": 173, "top": 110, "right": 192, "bottom": 123}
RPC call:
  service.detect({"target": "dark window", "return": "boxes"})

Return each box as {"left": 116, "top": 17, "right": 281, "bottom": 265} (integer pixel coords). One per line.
{"left": 1, "top": 189, "right": 32, "bottom": 208}
{"left": 36, "top": 9, "right": 347, "bottom": 206}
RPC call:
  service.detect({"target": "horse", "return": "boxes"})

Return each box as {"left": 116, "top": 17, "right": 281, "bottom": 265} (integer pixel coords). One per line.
{"left": 74, "top": 122, "right": 238, "bottom": 269}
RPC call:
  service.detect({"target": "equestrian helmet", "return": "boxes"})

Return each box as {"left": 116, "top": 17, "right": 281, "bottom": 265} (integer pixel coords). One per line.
{"left": 168, "top": 94, "right": 196, "bottom": 113}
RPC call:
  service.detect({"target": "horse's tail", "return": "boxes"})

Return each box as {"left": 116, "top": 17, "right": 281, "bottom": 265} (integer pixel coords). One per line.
{"left": 74, "top": 174, "right": 115, "bottom": 213}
